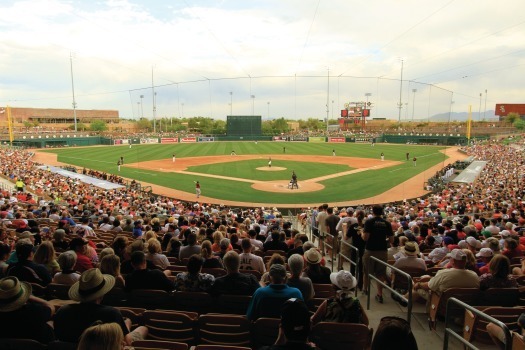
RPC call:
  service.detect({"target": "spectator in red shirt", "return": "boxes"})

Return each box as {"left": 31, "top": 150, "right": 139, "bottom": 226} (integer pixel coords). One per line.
{"left": 69, "top": 237, "right": 94, "bottom": 273}
{"left": 502, "top": 238, "right": 523, "bottom": 260}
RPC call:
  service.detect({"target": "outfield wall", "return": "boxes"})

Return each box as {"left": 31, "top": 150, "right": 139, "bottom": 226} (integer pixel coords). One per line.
{"left": 3, "top": 133, "right": 471, "bottom": 147}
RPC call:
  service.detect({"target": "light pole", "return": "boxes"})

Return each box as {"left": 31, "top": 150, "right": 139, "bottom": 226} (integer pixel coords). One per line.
{"left": 411, "top": 89, "right": 417, "bottom": 122}
{"left": 478, "top": 92, "right": 482, "bottom": 121}
{"left": 251, "top": 95, "right": 255, "bottom": 116}
{"left": 181, "top": 103, "right": 184, "bottom": 119}
{"left": 483, "top": 89, "right": 487, "bottom": 120}
{"left": 267, "top": 101, "right": 270, "bottom": 119}
{"left": 397, "top": 59, "right": 404, "bottom": 123}
{"left": 229, "top": 91, "right": 233, "bottom": 115}
{"left": 140, "top": 95, "right": 144, "bottom": 119}
{"left": 69, "top": 52, "right": 78, "bottom": 132}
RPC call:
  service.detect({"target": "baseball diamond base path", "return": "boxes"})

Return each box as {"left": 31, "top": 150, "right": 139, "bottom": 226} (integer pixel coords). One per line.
{"left": 32, "top": 147, "right": 465, "bottom": 208}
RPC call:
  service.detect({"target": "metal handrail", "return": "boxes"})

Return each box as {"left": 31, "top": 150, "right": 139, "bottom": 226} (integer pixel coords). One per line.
{"left": 366, "top": 256, "right": 413, "bottom": 324}
{"left": 443, "top": 297, "right": 512, "bottom": 350}
{"left": 323, "top": 231, "right": 335, "bottom": 271}
{"left": 338, "top": 240, "right": 360, "bottom": 297}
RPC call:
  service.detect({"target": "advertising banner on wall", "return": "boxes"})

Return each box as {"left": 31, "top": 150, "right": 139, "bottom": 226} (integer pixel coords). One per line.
{"left": 290, "top": 136, "right": 307, "bottom": 141}
{"left": 113, "top": 139, "right": 122, "bottom": 145}
{"left": 273, "top": 136, "right": 286, "bottom": 141}
{"left": 160, "top": 138, "right": 179, "bottom": 144}
{"left": 180, "top": 137, "right": 197, "bottom": 143}
{"left": 198, "top": 137, "right": 214, "bottom": 142}
{"left": 140, "top": 138, "right": 159, "bottom": 144}
{"left": 308, "top": 137, "right": 326, "bottom": 143}
{"left": 328, "top": 137, "right": 345, "bottom": 143}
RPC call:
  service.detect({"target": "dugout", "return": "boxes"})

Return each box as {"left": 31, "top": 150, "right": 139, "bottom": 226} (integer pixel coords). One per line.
{"left": 382, "top": 134, "right": 468, "bottom": 145}
{"left": 227, "top": 115, "right": 262, "bottom": 136}
{"left": 0, "top": 135, "right": 110, "bottom": 148}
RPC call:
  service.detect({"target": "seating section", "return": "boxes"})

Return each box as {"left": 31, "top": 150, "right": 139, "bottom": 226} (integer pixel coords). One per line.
{"left": 429, "top": 288, "right": 522, "bottom": 330}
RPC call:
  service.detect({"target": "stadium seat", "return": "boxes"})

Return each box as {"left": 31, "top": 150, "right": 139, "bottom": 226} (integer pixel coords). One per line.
{"left": 310, "top": 322, "right": 373, "bottom": 350}
{"left": 428, "top": 288, "right": 480, "bottom": 330}
{"left": 462, "top": 306, "right": 525, "bottom": 344}
{"left": 197, "top": 314, "right": 251, "bottom": 347}
{"left": 312, "top": 284, "right": 336, "bottom": 299}
{"left": 143, "top": 310, "right": 198, "bottom": 345}
{"left": 0, "top": 339, "right": 46, "bottom": 350}
{"left": 174, "top": 291, "right": 213, "bottom": 314}
{"left": 251, "top": 317, "right": 280, "bottom": 348}
{"left": 214, "top": 294, "right": 252, "bottom": 315}
{"left": 194, "top": 346, "right": 251, "bottom": 350}
{"left": 128, "top": 289, "right": 175, "bottom": 310}
{"left": 132, "top": 339, "right": 188, "bottom": 350}
{"left": 47, "top": 341, "right": 78, "bottom": 350}
{"left": 116, "top": 307, "right": 146, "bottom": 329}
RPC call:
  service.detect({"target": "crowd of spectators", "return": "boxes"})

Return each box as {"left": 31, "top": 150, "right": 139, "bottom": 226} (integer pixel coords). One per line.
{"left": 0, "top": 135, "right": 524, "bottom": 347}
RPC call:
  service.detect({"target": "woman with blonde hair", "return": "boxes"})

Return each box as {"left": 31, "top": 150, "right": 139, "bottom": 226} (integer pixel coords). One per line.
{"left": 462, "top": 249, "right": 480, "bottom": 275}
{"left": 211, "top": 231, "right": 225, "bottom": 252}
{"left": 144, "top": 230, "right": 158, "bottom": 242}
{"left": 77, "top": 322, "right": 124, "bottom": 350}
{"left": 201, "top": 240, "right": 223, "bottom": 268}
{"left": 100, "top": 254, "right": 125, "bottom": 288}
{"left": 33, "top": 241, "right": 60, "bottom": 275}
{"left": 145, "top": 238, "right": 170, "bottom": 269}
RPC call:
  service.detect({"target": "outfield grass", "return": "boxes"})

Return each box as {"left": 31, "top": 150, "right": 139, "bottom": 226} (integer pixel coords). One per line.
{"left": 43, "top": 142, "right": 448, "bottom": 204}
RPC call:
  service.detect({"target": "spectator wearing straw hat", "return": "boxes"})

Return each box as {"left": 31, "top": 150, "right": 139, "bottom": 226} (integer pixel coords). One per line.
{"left": 302, "top": 248, "right": 331, "bottom": 284}
{"left": 54, "top": 268, "right": 148, "bottom": 345}
{"left": 0, "top": 276, "right": 55, "bottom": 343}
{"left": 393, "top": 241, "right": 427, "bottom": 272}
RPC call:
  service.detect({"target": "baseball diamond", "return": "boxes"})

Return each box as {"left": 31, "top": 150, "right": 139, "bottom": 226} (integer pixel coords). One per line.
{"left": 35, "top": 141, "right": 465, "bottom": 208}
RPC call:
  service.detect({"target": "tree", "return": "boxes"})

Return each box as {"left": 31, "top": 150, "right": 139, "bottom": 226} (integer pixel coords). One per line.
{"left": 506, "top": 112, "right": 520, "bottom": 124}
{"left": 136, "top": 118, "right": 152, "bottom": 131}
{"left": 271, "top": 118, "right": 290, "bottom": 134}
{"left": 90, "top": 120, "right": 108, "bottom": 131}
{"left": 68, "top": 123, "right": 87, "bottom": 131}
{"left": 514, "top": 119, "right": 525, "bottom": 130}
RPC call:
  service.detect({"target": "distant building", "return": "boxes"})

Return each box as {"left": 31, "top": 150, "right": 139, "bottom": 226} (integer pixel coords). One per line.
{"left": 495, "top": 104, "right": 525, "bottom": 121}
{"left": 2, "top": 107, "right": 119, "bottom": 126}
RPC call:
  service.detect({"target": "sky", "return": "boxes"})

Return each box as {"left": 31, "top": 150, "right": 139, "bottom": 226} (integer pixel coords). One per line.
{"left": 1, "top": 0, "right": 524, "bottom": 122}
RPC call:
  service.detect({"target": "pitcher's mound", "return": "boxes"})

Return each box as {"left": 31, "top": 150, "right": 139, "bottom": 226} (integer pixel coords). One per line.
{"left": 256, "top": 166, "right": 286, "bottom": 171}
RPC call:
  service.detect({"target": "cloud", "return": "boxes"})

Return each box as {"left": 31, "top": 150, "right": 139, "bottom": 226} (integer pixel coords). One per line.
{"left": 1, "top": 0, "right": 524, "bottom": 120}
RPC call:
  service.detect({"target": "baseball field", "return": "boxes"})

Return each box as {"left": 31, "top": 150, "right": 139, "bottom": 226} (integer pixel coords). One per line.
{"left": 35, "top": 141, "right": 464, "bottom": 208}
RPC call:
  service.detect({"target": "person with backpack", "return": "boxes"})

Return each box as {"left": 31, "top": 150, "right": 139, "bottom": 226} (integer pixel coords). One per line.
{"left": 311, "top": 270, "right": 363, "bottom": 325}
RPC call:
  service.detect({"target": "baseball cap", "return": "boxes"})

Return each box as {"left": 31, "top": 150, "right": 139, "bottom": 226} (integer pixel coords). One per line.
{"left": 442, "top": 236, "right": 454, "bottom": 246}
{"left": 475, "top": 248, "right": 493, "bottom": 258}
{"left": 280, "top": 298, "right": 311, "bottom": 339}
{"left": 500, "top": 230, "right": 511, "bottom": 237}
{"left": 466, "top": 236, "right": 481, "bottom": 249}
{"left": 450, "top": 249, "right": 467, "bottom": 261}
